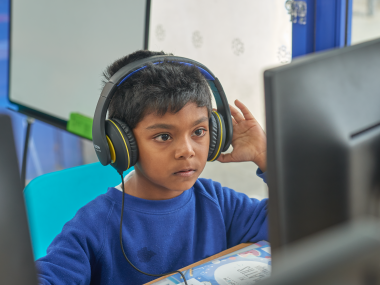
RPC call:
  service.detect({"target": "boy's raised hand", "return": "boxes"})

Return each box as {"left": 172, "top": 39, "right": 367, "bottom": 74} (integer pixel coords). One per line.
{"left": 217, "top": 99, "right": 267, "bottom": 172}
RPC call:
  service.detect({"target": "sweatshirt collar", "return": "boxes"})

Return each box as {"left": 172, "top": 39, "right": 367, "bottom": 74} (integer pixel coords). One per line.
{"left": 106, "top": 184, "right": 193, "bottom": 214}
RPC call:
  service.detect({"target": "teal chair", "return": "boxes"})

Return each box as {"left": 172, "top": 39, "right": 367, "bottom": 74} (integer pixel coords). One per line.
{"left": 24, "top": 162, "right": 132, "bottom": 260}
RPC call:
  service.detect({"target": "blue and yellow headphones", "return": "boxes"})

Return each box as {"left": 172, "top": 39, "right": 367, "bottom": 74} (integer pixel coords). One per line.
{"left": 92, "top": 55, "right": 233, "bottom": 174}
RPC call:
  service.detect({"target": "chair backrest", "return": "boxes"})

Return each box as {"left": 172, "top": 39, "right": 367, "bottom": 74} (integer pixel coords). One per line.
{"left": 24, "top": 162, "right": 132, "bottom": 260}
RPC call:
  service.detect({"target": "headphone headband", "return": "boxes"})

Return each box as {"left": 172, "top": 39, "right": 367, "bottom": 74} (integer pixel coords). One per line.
{"left": 92, "top": 55, "right": 232, "bottom": 166}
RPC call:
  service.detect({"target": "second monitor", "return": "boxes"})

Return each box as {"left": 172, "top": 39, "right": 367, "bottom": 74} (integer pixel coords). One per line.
{"left": 264, "top": 38, "right": 380, "bottom": 252}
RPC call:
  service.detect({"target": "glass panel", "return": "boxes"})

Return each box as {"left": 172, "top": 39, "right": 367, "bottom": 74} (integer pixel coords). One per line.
{"left": 351, "top": 0, "right": 380, "bottom": 44}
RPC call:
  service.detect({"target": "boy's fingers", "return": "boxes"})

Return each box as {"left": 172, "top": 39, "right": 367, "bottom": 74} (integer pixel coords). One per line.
{"left": 229, "top": 104, "right": 245, "bottom": 123}
{"left": 234, "top": 99, "right": 256, "bottom": 121}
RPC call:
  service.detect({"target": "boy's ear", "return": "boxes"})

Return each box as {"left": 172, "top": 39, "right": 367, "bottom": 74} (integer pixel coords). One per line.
{"left": 105, "top": 119, "right": 139, "bottom": 173}
{"left": 208, "top": 111, "right": 226, "bottom": 162}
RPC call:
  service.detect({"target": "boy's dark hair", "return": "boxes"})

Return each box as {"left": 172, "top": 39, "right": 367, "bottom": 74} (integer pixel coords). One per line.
{"left": 103, "top": 50, "right": 212, "bottom": 129}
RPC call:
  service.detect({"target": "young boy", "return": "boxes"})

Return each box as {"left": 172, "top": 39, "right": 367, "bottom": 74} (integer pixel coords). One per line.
{"left": 36, "top": 50, "right": 268, "bottom": 284}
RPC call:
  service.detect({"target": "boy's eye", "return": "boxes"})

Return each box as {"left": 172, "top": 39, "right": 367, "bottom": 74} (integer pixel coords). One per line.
{"left": 193, "top": 128, "right": 207, "bottom": 137}
{"left": 154, "top": 134, "right": 171, "bottom": 142}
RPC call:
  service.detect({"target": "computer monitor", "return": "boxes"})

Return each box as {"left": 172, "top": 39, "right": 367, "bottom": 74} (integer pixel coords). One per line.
{"left": 256, "top": 219, "right": 380, "bottom": 285}
{"left": 264, "top": 38, "right": 380, "bottom": 253}
{"left": 0, "top": 114, "right": 37, "bottom": 284}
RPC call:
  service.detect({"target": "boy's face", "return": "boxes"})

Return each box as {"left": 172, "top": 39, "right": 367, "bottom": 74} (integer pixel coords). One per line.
{"left": 130, "top": 103, "right": 210, "bottom": 200}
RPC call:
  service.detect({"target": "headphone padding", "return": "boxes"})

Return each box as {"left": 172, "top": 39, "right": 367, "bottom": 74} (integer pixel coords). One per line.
{"left": 214, "top": 112, "right": 226, "bottom": 161}
{"left": 112, "top": 119, "right": 138, "bottom": 167}
{"left": 208, "top": 113, "right": 219, "bottom": 161}
{"left": 208, "top": 112, "right": 226, "bottom": 161}
{"left": 105, "top": 119, "right": 138, "bottom": 173}
{"left": 105, "top": 120, "right": 130, "bottom": 173}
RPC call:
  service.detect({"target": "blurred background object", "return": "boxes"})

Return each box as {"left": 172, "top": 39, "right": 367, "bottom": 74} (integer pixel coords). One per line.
{"left": 0, "top": 114, "right": 38, "bottom": 284}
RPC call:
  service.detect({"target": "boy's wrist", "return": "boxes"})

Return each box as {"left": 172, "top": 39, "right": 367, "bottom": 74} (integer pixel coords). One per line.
{"left": 253, "top": 152, "right": 267, "bottom": 172}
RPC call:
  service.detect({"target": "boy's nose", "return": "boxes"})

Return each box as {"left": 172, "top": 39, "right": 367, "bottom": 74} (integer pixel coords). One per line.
{"left": 174, "top": 137, "right": 195, "bottom": 159}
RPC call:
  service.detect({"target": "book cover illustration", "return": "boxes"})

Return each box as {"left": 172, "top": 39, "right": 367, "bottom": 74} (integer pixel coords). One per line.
{"left": 153, "top": 241, "right": 271, "bottom": 285}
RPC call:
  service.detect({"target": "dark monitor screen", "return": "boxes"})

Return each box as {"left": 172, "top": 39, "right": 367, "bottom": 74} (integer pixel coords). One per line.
{"left": 264, "top": 38, "right": 380, "bottom": 252}
{"left": 257, "top": 219, "right": 380, "bottom": 285}
{"left": 0, "top": 114, "right": 37, "bottom": 284}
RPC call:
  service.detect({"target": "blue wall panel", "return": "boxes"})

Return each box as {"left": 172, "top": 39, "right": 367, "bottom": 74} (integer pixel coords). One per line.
{"left": 292, "top": 0, "right": 352, "bottom": 57}
{"left": 292, "top": 0, "right": 316, "bottom": 58}
{"left": 0, "top": 1, "right": 8, "bottom": 107}
{"left": 315, "top": 0, "right": 347, "bottom": 51}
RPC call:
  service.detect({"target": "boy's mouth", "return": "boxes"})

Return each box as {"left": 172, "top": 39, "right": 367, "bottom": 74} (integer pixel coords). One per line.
{"left": 174, "top": 168, "right": 196, "bottom": 177}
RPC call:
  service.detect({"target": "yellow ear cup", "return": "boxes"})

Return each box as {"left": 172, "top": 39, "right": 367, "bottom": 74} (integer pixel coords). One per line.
{"left": 106, "top": 135, "right": 116, "bottom": 163}
{"left": 108, "top": 120, "right": 130, "bottom": 169}
{"left": 210, "top": 111, "right": 223, "bottom": 162}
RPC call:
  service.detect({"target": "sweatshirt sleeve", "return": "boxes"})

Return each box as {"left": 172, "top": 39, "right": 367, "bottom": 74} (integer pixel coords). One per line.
{"left": 217, "top": 187, "right": 268, "bottom": 248}
{"left": 256, "top": 168, "right": 267, "bottom": 184}
{"left": 36, "top": 199, "right": 113, "bottom": 285}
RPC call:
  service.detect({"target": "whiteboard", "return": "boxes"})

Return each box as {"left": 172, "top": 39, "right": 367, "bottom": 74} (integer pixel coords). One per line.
{"left": 9, "top": 0, "right": 147, "bottom": 122}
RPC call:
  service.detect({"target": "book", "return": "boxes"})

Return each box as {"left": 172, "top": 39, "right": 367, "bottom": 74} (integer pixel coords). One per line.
{"left": 146, "top": 241, "right": 271, "bottom": 285}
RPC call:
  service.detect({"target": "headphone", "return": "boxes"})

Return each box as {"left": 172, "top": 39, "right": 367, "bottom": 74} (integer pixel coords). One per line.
{"left": 92, "top": 55, "right": 233, "bottom": 174}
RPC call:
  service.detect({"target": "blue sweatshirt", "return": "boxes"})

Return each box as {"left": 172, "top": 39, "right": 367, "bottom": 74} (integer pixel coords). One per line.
{"left": 37, "top": 173, "right": 267, "bottom": 284}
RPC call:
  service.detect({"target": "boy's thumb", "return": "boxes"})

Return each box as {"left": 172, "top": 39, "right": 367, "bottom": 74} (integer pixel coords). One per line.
{"left": 216, "top": 153, "right": 233, "bottom": 163}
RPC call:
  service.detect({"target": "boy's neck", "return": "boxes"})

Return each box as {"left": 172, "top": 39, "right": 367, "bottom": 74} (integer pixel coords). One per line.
{"left": 123, "top": 169, "right": 185, "bottom": 201}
